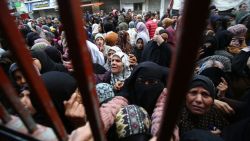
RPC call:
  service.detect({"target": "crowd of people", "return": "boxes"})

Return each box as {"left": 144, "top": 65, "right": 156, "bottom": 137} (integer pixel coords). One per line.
{"left": 1, "top": 2, "right": 250, "bottom": 141}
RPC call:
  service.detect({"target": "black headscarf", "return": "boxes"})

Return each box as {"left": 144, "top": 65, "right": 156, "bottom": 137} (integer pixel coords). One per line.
{"left": 215, "top": 30, "right": 233, "bottom": 50}
{"left": 118, "top": 62, "right": 169, "bottom": 115}
{"left": 200, "top": 67, "right": 226, "bottom": 87}
{"left": 37, "top": 71, "right": 77, "bottom": 132}
{"left": 189, "top": 75, "right": 216, "bottom": 100}
{"left": 44, "top": 47, "right": 63, "bottom": 64}
{"left": 141, "top": 40, "right": 172, "bottom": 67}
{"left": 31, "top": 50, "right": 68, "bottom": 74}
{"left": 26, "top": 32, "right": 40, "bottom": 47}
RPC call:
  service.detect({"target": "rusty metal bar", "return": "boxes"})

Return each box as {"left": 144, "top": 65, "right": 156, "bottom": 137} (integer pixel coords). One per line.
{"left": 0, "top": 1, "right": 68, "bottom": 140}
{"left": 0, "top": 66, "right": 37, "bottom": 133}
{"left": 158, "top": 0, "right": 211, "bottom": 141}
{"left": 56, "top": 0, "right": 106, "bottom": 141}
{"left": 0, "top": 125, "right": 39, "bottom": 141}
{"left": 0, "top": 102, "right": 11, "bottom": 123}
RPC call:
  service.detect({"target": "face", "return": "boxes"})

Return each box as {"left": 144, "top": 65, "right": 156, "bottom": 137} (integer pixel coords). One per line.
{"left": 111, "top": 55, "right": 124, "bottom": 74}
{"left": 95, "top": 37, "right": 104, "bottom": 47}
{"left": 240, "top": 4, "right": 248, "bottom": 11}
{"left": 136, "top": 39, "right": 144, "bottom": 50}
{"left": 13, "top": 70, "right": 27, "bottom": 88}
{"left": 19, "top": 90, "right": 36, "bottom": 115}
{"left": 186, "top": 86, "right": 213, "bottom": 115}
{"left": 107, "top": 50, "right": 116, "bottom": 62}
{"left": 230, "top": 37, "right": 245, "bottom": 47}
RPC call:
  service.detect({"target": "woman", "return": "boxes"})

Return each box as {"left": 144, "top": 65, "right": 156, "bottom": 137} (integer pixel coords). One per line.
{"left": 31, "top": 50, "right": 68, "bottom": 74}
{"left": 132, "top": 33, "right": 149, "bottom": 63}
{"left": 136, "top": 22, "right": 150, "bottom": 42}
{"left": 151, "top": 75, "right": 229, "bottom": 137}
{"left": 103, "top": 46, "right": 122, "bottom": 71}
{"left": 117, "top": 30, "right": 133, "bottom": 54}
{"left": 110, "top": 51, "right": 131, "bottom": 91}
{"left": 18, "top": 71, "right": 78, "bottom": 133}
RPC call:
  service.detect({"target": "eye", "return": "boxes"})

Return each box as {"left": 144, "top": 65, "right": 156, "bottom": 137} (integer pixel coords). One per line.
{"left": 201, "top": 92, "right": 210, "bottom": 98}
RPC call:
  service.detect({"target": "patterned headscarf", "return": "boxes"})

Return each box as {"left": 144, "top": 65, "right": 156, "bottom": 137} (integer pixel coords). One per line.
{"left": 110, "top": 52, "right": 131, "bottom": 86}
{"left": 115, "top": 105, "right": 151, "bottom": 139}
{"left": 96, "top": 83, "right": 115, "bottom": 104}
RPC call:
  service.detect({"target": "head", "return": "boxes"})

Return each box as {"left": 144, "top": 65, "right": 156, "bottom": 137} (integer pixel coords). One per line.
{"left": 115, "top": 105, "right": 151, "bottom": 141}
{"left": 111, "top": 52, "right": 129, "bottom": 75}
{"left": 9, "top": 63, "right": 27, "bottom": 89}
{"left": 239, "top": 3, "right": 248, "bottom": 12}
{"left": 162, "top": 18, "right": 175, "bottom": 28}
{"left": 105, "top": 31, "right": 119, "bottom": 46}
{"left": 95, "top": 33, "right": 105, "bottom": 48}
{"left": 96, "top": 83, "right": 115, "bottom": 104}
{"left": 159, "top": 29, "right": 169, "bottom": 42}
{"left": 107, "top": 46, "right": 122, "bottom": 63}
{"left": 186, "top": 75, "right": 215, "bottom": 115}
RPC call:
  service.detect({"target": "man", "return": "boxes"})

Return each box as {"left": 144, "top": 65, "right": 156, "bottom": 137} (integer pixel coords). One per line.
{"left": 145, "top": 12, "right": 158, "bottom": 39}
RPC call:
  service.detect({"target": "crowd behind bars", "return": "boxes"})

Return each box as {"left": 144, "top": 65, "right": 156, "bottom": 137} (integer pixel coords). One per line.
{"left": 0, "top": 2, "right": 250, "bottom": 141}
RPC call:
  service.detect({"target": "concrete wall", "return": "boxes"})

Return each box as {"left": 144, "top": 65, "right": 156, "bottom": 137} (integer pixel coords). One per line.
{"left": 100, "top": 0, "right": 120, "bottom": 12}
{"left": 148, "top": 0, "right": 161, "bottom": 12}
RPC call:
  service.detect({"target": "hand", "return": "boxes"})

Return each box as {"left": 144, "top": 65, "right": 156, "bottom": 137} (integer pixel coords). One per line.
{"left": 128, "top": 54, "right": 137, "bottom": 66}
{"left": 196, "top": 48, "right": 205, "bottom": 60}
{"left": 214, "top": 99, "right": 235, "bottom": 114}
{"left": 114, "top": 81, "right": 124, "bottom": 91}
{"left": 210, "top": 128, "right": 221, "bottom": 136}
{"left": 64, "top": 91, "right": 86, "bottom": 127}
{"left": 69, "top": 122, "right": 93, "bottom": 141}
{"left": 153, "top": 35, "right": 164, "bottom": 46}
{"left": 217, "top": 77, "right": 228, "bottom": 98}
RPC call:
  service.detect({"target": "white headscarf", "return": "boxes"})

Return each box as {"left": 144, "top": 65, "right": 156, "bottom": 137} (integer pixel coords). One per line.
{"left": 110, "top": 52, "right": 131, "bottom": 86}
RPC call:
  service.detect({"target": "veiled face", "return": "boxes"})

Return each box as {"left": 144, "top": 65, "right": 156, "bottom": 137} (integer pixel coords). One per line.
{"left": 111, "top": 55, "right": 124, "bottom": 74}
{"left": 186, "top": 86, "right": 213, "bottom": 115}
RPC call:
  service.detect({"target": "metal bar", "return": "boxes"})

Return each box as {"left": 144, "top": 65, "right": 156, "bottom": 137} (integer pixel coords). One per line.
{"left": 0, "top": 1, "right": 68, "bottom": 140}
{"left": 0, "top": 125, "right": 39, "bottom": 141}
{"left": 56, "top": 0, "right": 106, "bottom": 141}
{"left": 0, "top": 66, "right": 37, "bottom": 132}
{"left": 158, "top": 0, "right": 211, "bottom": 140}
{"left": 0, "top": 102, "right": 11, "bottom": 123}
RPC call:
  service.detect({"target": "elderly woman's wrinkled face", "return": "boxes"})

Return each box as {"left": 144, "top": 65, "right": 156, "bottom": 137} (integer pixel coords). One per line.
{"left": 186, "top": 86, "right": 213, "bottom": 115}
{"left": 111, "top": 55, "right": 124, "bottom": 75}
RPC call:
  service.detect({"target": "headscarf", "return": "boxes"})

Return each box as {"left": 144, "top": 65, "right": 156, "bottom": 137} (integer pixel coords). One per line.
{"left": 96, "top": 83, "right": 115, "bottom": 104}
{"left": 115, "top": 105, "right": 151, "bottom": 141}
{"left": 215, "top": 30, "right": 233, "bottom": 50}
{"left": 110, "top": 52, "right": 131, "bottom": 86}
{"left": 44, "top": 47, "right": 63, "bottom": 64}
{"left": 189, "top": 75, "right": 216, "bottom": 100}
{"left": 129, "top": 21, "right": 135, "bottom": 28}
{"left": 136, "top": 22, "right": 150, "bottom": 41}
{"left": 118, "top": 62, "right": 169, "bottom": 115}
{"left": 200, "top": 67, "right": 226, "bottom": 87}
{"left": 197, "top": 55, "right": 232, "bottom": 72}
{"left": 105, "top": 31, "right": 119, "bottom": 46}
{"left": 39, "top": 71, "right": 77, "bottom": 132}
{"left": 26, "top": 32, "right": 41, "bottom": 47}
{"left": 31, "top": 50, "right": 67, "bottom": 74}
{"left": 104, "top": 46, "right": 122, "bottom": 71}
{"left": 132, "top": 33, "right": 150, "bottom": 63}
{"left": 31, "top": 43, "right": 48, "bottom": 51}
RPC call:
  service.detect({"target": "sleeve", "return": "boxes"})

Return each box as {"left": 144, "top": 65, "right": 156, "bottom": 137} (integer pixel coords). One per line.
{"left": 99, "top": 96, "right": 128, "bottom": 133}
{"left": 151, "top": 88, "right": 168, "bottom": 136}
